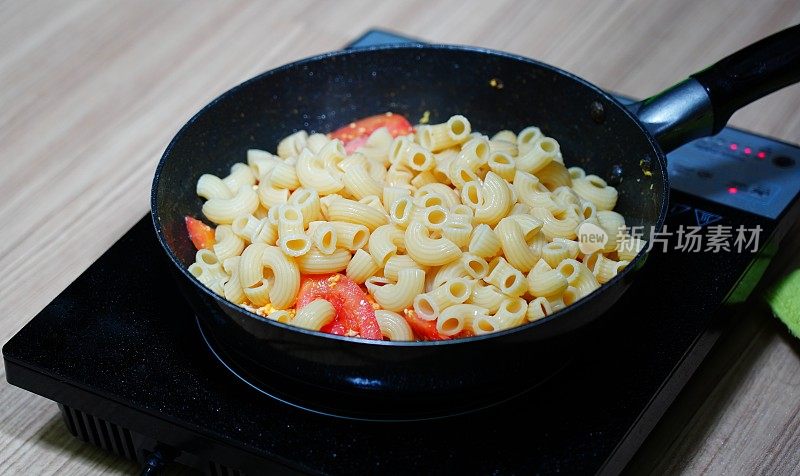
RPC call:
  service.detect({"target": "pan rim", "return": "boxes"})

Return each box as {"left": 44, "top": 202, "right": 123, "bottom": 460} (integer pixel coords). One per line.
{"left": 151, "top": 43, "right": 669, "bottom": 347}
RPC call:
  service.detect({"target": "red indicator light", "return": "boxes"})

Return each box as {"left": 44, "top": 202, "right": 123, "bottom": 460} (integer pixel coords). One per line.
{"left": 757, "top": 151, "right": 767, "bottom": 159}
{"left": 744, "top": 147, "right": 752, "bottom": 155}
{"left": 729, "top": 143, "right": 738, "bottom": 151}
{"left": 727, "top": 187, "right": 738, "bottom": 194}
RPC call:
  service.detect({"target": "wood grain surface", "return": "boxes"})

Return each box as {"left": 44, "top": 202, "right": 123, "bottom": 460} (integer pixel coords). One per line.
{"left": 1, "top": 0, "right": 798, "bottom": 474}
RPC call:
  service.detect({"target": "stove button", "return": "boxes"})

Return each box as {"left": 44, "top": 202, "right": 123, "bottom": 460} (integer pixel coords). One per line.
{"left": 772, "top": 155, "right": 796, "bottom": 168}
{"left": 748, "top": 185, "right": 772, "bottom": 200}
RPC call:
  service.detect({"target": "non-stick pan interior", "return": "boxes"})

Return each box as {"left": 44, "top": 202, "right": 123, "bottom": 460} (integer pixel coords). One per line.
{"left": 153, "top": 45, "right": 665, "bottom": 268}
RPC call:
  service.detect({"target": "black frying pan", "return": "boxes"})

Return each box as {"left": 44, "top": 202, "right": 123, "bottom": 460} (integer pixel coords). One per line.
{"left": 152, "top": 26, "right": 800, "bottom": 419}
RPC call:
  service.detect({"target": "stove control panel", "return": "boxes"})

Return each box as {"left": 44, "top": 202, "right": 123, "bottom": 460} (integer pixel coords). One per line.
{"left": 610, "top": 94, "right": 800, "bottom": 220}
{"left": 665, "top": 128, "right": 800, "bottom": 219}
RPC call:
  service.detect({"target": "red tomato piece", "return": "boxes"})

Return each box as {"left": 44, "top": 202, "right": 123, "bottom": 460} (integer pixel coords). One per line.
{"left": 185, "top": 216, "right": 215, "bottom": 250}
{"left": 329, "top": 113, "right": 413, "bottom": 152}
{"left": 401, "top": 309, "right": 448, "bottom": 341}
{"left": 296, "top": 274, "right": 382, "bottom": 340}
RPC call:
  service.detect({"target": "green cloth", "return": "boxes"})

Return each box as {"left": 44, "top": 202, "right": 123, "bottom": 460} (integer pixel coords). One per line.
{"left": 765, "top": 269, "right": 800, "bottom": 339}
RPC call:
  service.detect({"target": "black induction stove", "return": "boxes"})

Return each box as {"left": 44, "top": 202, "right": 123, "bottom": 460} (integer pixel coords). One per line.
{"left": 5, "top": 30, "right": 800, "bottom": 476}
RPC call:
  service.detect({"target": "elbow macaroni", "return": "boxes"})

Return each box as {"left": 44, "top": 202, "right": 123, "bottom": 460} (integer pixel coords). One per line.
{"left": 189, "top": 116, "right": 634, "bottom": 339}
{"left": 372, "top": 268, "right": 425, "bottom": 312}
{"left": 375, "top": 310, "right": 415, "bottom": 341}
{"left": 202, "top": 185, "right": 259, "bottom": 225}
{"left": 293, "top": 298, "right": 335, "bottom": 331}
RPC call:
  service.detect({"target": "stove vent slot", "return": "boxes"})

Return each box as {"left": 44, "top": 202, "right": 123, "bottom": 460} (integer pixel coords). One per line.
{"left": 58, "top": 404, "right": 137, "bottom": 461}
{"left": 209, "top": 461, "right": 245, "bottom": 476}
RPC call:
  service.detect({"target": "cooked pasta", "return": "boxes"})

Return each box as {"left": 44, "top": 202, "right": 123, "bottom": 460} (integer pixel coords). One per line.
{"left": 222, "top": 163, "right": 257, "bottom": 193}
{"left": 306, "top": 133, "right": 331, "bottom": 154}
{"left": 247, "top": 149, "right": 280, "bottom": 178}
{"left": 485, "top": 257, "right": 528, "bottom": 297}
{"left": 202, "top": 185, "right": 259, "bottom": 225}
{"left": 288, "top": 188, "right": 323, "bottom": 225}
{"left": 388, "top": 196, "right": 416, "bottom": 228}
{"left": 213, "top": 225, "right": 245, "bottom": 262}
{"left": 346, "top": 249, "right": 381, "bottom": 284}
{"left": 368, "top": 224, "right": 404, "bottom": 266}
{"left": 468, "top": 223, "right": 502, "bottom": 258}
{"left": 342, "top": 162, "right": 383, "bottom": 200}
{"left": 296, "top": 148, "right": 343, "bottom": 195}
{"left": 526, "top": 296, "right": 552, "bottom": 322}
{"left": 296, "top": 247, "right": 351, "bottom": 274}
{"left": 413, "top": 278, "right": 473, "bottom": 321}
{"left": 516, "top": 126, "right": 543, "bottom": 155}
{"left": 266, "top": 310, "right": 293, "bottom": 324}
{"left": 439, "top": 222, "right": 470, "bottom": 249}
{"left": 572, "top": 174, "right": 619, "bottom": 211}
{"left": 197, "top": 174, "right": 232, "bottom": 200}
{"left": 293, "top": 298, "right": 335, "bottom": 330}
{"left": 474, "top": 172, "right": 514, "bottom": 226}
{"left": 460, "top": 253, "right": 489, "bottom": 279}
{"left": 416, "top": 115, "right": 471, "bottom": 152}
{"left": 375, "top": 310, "right": 415, "bottom": 341}
{"left": 416, "top": 182, "right": 461, "bottom": 208}
{"left": 277, "top": 130, "right": 308, "bottom": 159}
{"left": 527, "top": 259, "right": 569, "bottom": 297}
{"left": 326, "top": 197, "right": 388, "bottom": 231}
{"left": 269, "top": 161, "right": 301, "bottom": 190}
{"left": 187, "top": 113, "right": 637, "bottom": 340}
{"left": 494, "top": 216, "right": 542, "bottom": 273}
{"left": 383, "top": 186, "right": 412, "bottom": 212}
{"left": 257, "top": 181, "right": 290, "bottom": 210}
{"left": 516, "top": 137, "right": 560, "bottom": 174}
{"left": 590, "top": 253, "right": 629, "bottom": 284}
{"left": 468, "top": 281, "right": 506, "bottom": 313}
{"left": 436, "top": 304, "right": 490, "bottom": 337}
{"left": 276, "top": 205, "right": 311, "bottom": 257}
{"left": 222, "top": 256, "right": 246, "bottom": 304}
{"left": 261, "top": 246, "right": 301, "bottom": 309}
{"left": 428, "top": 259, "right": 471, "bottom": 290}
{"left": 384, "top": 254, "right": 428, "bottom": 281}
{"left": 405, "top": 220, "right": 462, "bottom": 266}
{"left": 372, "top": 268, "right": 425, "bottom": 311}
{"left": 488, "top": 151, "right": 516, "bottom": 181}
{"left": 307, "top": 221, "right": 337, "bottom": 255}
{"left": 231, "top": 214, "right": 263, "bottom": 242}
{"left": 495, "top": 297, "right": 528, "bottom": 329}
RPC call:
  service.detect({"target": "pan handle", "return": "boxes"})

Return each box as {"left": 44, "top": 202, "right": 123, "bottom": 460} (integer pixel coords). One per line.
{"left": 629, "top": 24, "right": 800, "bottom": 152}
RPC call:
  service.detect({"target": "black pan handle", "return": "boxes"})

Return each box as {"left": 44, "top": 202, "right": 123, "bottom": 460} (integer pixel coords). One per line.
{"left": 629, "top": 24, "right": 800, "bottom": 152}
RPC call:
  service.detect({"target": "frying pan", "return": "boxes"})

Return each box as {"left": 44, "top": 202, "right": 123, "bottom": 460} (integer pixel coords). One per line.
{"left": 152, "top": 26, "right": 800, "bottom": 419}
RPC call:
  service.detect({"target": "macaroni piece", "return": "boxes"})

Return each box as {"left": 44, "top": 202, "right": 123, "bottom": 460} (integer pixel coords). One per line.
{"left": 188, "top": 114, "right": 637, "bottom": 340}
{"left": 293, "top": 298, "right": 335, "bottom": 330}
{"left": 202, "top": 185, "right": 259, "bottom": 225}
{"left": 375, "top": 310, "right": 415, "bottom": 341}
{"left": 346, "top": 249, "right": 381, "bottom": 284}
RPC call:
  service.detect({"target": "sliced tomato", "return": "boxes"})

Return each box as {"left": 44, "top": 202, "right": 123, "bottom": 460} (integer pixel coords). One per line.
{"left": 296, "top": 274, "right": 382, "bottom": 340}
{"left": 185, "top": 216, "right": 215, "bottom": 250}
{"left": 329, "top": 113, "right": 413, "bottom": 153}
{"left": 402, "top": 309, "right": 448, "bottom": 341}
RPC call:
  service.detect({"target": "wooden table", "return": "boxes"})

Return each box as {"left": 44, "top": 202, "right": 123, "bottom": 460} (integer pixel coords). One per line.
{"left": 1, "top": 1, "right": 798, "bottom": 474}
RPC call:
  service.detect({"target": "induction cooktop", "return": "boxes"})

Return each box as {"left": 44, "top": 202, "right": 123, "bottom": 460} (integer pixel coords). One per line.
{"left": 4, "top": 30, "right": 800, "bottom": 475}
